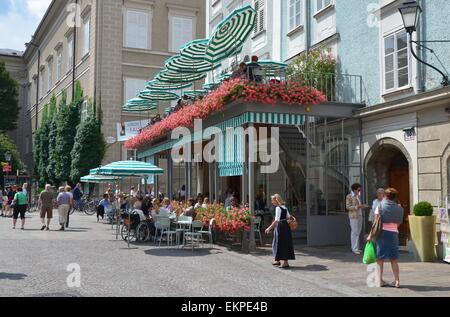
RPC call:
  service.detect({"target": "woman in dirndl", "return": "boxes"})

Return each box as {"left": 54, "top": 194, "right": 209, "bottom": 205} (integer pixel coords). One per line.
{"left": 265, "top": 194, "right": 295, "bottom": 269}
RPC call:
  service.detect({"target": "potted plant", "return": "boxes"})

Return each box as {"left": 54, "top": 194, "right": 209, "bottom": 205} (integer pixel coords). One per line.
{"left": 409, "top": 201, "right": 436, "bottom": 262}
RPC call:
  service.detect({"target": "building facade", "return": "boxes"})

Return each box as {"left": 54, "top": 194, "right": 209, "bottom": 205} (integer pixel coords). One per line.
{"left": 16, "top": 0, "right": 205, "bottom": 173}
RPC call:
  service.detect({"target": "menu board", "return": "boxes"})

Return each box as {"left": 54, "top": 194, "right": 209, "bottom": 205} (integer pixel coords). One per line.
{"left": 438, "top": 207, "right": 450, "bottom": 263}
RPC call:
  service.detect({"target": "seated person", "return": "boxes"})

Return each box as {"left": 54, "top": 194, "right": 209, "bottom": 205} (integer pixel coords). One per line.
{"left": 247, "top": 55, "right": 263, "bottom": 83}
{"left": 231, "top": 62, "right": 248, "bottom": 80}
{"left": 99, "top": 194, "right": 113, "bottom": 220}
{"left": 182, "top": 198, "right": 195, "bottom": 217}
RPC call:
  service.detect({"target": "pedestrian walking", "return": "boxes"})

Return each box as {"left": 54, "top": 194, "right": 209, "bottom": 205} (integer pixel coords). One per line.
{"left": 39, "top": 184, "right": 54, "bottom": 231}
{"left": 56, "top": 186, "right": 71, "bottom": 231}
{"left": 72, "top": 183, "right": 83, "bottom": 211}
{"left": 65, "top": 186, "right": 73, "bottom": 228}
{"left": 0, "top": 187, "right": 5, "bottom": 216}
{"left": 5, "top": 186, "right": 16, "bottom": 217}
{"left": 367, "top": 188, "right": 404, "bottom": 288}
{"left": 346, "top": 183, "right": 366, "bottom": 254}
{"left": 12, "top": 187, "right": 28, "bottom": 230}
{"left": 265, "top": 194, "right": 295, "bottom": 269}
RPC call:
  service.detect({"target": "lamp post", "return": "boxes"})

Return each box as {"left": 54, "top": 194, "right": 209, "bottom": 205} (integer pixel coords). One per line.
{"left": 399, "top": 1, "right": 449, "bottom": 86}
{"left": 4, "top": 151, "right": 12, "bottom": 186}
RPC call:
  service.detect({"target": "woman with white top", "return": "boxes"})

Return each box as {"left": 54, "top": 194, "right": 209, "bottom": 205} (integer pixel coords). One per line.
{"left": 265, "top": 194, "right": 295, "bottom": 269}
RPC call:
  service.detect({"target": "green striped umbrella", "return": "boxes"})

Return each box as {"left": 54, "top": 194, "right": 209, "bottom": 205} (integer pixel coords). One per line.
{"left": 247, "top": 60, "right": 288, "bottom": 76}
{"left": 182, "top": 89, "right": 208, "bottom": 98}
{"left": 124, "top": 97, "right": 158, "bottom": 107}
{"left": 204, "top": 5, "right": 256, "bottom": 64}
{"left": 165, "top": 55, "right": 221, "bottom": 74}
{"left": 203, "top": 82, "right": 220, "bottom": 90}
{"left": 218, "top": 72, "right": 233, "bottom": 82}
{"left": 91, "top": 161, "right": 164, "bottom": 177}
{"left": 156, "top": 69, "right": 206, "bottom": 83}
{"left": 146, "top": 79, "right": 192, "bottom": 91}
{"left": 80, "top": 174, "right": 121, "bottom": 183}
{"left": 122, "top": 105, "right": 158, "bottom": 112}
{"left": 180, "top": 39, "right": 209, "bottom": 60}
{"left": 139, "top": 89, "right": 179, "bottom": 101}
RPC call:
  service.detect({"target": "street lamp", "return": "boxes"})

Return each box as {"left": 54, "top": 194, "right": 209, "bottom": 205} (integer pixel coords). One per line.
{"left": 4, "top": 151, "right": 12, "bottom": 162}
{"left": 399, "top": 1, "right": 449, "bottom": 86}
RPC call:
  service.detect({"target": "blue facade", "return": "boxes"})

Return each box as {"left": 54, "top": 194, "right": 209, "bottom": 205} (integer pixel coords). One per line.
{"left": 281, "top": 0, "right": 450, "bottom": 106}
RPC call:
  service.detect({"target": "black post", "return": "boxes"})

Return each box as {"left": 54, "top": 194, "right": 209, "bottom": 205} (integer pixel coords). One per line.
{"left": 72, "top": 0, "right": 79, "bottom": 100}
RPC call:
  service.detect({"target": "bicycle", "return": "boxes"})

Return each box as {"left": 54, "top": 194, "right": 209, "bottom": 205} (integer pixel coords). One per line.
{"left": 28, "top": 195, "right": 40, "bottom": 213}
{"left": 71, "top": 196, "right": 98, "bottom": 216}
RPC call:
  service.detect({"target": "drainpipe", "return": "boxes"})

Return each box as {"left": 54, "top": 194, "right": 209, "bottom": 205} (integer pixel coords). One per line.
{"left": 35, "top": 48, "right": 41, "bottom": 130}
{"left": 72, "top": 0, "right": 79, "bottom": 100}
{"left": 306, "top": 0, "right": 312, "bottom": 52}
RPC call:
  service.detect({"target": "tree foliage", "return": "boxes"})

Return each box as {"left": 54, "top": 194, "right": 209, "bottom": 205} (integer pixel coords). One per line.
{"left": 55, "top": 89, "right": 81, "bottom": 185}
{"left": 0, "top": 61, "right": 19, "bottom": 131}
{"left": 70, "top": 110, "right": 105, "bottom": 183}
{"left": 45, "top": 96, "right": 59, "bottom": 184}
{"left": 0, "top": 132, "right": 24, "bottom": 186}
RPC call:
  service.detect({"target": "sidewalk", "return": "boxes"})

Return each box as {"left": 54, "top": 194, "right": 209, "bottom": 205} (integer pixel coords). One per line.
{"left": 250, "top": 243, "right": 450, "bottom": 297}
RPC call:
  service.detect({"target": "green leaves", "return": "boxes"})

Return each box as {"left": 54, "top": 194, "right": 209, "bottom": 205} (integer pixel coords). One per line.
{"left": 0, "top": 61, "right": 19, "bottom": 131}
{"left": 0, "top": 132, "right": 24, "bottom": 186}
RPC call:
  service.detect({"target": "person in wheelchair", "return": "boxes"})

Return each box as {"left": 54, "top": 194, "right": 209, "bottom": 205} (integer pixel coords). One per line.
{"left": 97, "top": 194, "right": 114, "bottom": 222}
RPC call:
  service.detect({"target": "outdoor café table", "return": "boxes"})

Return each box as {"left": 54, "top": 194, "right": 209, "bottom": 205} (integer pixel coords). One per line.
{"left": 174, "top": 219, "right": 192, "bottom": 246}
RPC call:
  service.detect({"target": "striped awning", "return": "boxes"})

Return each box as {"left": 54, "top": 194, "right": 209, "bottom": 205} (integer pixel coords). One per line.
{"left": 180, "top": 39, "right": 209, "bottom": 60}
{"left": 139, "top": 89, "right": 179, "bottom": 101}
{"left": 91, "top": 160, "right": 164, "bottom": 177}
{"left": 156, "top": 69, "right": 206, "bottom": 83}
{"left": 205, "top": 5, "right": 256, "bottom": 64}
{"left": 122, "top": 105, "right": 158, "bottom": 113}
{"left": 165, "top": 55, "right": 221, "bottom": 74}
{"left": 80, "top": 174, "right": 121, "bottom": 183}
{"left": 247, "top": 112, "right": 305, "bottom": 125}
{"left": 146, "top": 79, "right": 192, "bottom": 91}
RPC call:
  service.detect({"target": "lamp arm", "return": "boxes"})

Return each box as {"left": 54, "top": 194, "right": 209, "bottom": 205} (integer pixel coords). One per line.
{"left": 410, "top": 39, "right": 449, "bottom": 86}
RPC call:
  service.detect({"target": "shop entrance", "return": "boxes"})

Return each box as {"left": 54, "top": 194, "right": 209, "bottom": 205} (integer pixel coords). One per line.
{"left": 366, "top": 140, "right": 411, "bottom": 246}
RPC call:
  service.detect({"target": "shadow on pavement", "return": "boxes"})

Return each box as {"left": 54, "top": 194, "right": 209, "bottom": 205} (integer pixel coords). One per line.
{"left": 400, "top": 285, "right": 450, "bottom": 292}
{"left": 286, "top": 264, "right": 329, "bottom": 272}
{"left": 145, "top": 248, "right": 222, "bottom": 257}
{"left": 0, "top": 272, "right": 27, "bottom": 280}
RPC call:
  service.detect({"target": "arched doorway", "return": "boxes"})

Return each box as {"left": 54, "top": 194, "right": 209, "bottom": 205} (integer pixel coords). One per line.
{"left": 365, "top": 139, "right": 412, "bottom": 246}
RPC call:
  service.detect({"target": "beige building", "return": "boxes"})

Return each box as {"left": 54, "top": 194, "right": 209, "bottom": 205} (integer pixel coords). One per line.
{"left": 18, "top": 0, "right": 205, "bottom": 173}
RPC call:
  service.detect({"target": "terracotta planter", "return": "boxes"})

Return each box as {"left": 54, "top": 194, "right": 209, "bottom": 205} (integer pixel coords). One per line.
{"left": 409, "top": 215, "right": 437, "bottom": 262}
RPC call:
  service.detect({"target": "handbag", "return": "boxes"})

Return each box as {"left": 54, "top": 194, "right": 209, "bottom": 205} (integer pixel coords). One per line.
{"left": 369, "top": 214, "right": 382, "bottom": 242}
{"left": 287, "top": 216, "right": 298, "bottom": 231}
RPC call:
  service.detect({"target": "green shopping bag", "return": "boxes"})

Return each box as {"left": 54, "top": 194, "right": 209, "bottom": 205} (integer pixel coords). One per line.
{"left": 362, "top": 241, "right": 377, "bottom": 264}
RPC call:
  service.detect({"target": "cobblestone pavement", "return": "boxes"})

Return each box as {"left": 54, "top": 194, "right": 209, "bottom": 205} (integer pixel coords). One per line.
{"left": 1, "top": 212, "right": 449, "bottom": 297}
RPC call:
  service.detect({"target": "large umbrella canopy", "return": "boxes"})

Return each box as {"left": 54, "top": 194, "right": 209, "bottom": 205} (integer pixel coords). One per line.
{"left": 91, "top": 161, "right": 164, "bottom": 177}
{"left": 146, "top": 79, "right": 192, "bottom": 91}
{"left": 124, "top": 97, "right": 158, "bottom": 107}
{"left": 182, "top": 89, "right": 208, "bottom": 98}
{"left": 203, "top": 82, "right": 220, "bottom": 90}
{"left": 156, "top": 69, "right": 206, "bottom": 83}
{"left": 165, "top": 55, "right": 221, "bottom": 74}
{"left": 179, "top": 39, "right": 209, "bottom": 60}
{"left": 204, "top": 5, "right": 256, "bottom": 64}
{"left": 80, "top": 174, "right": 121, "bottom": 183}
{"left": 247, "top": 60, "right": 288, "bottom": 76}
{"left": 139, "top": 89, "right": 179, "bottom": 101}
{"left": 218, "top": 72, "right": 233, "bottom": 82}
{"left": 122, "top": 105, "right": 158, "bottom": 113}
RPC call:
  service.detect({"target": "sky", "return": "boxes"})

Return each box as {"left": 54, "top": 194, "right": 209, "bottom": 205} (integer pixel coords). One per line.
{"left": 0, "top": 0, "right": 52, "bottom": 51}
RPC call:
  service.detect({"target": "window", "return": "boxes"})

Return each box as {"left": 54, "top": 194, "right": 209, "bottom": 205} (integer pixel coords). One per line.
{"left": 83, "top": 16, "right": 90, "bottom": 56}
{"left": 124, "top": 78, "right": 147, "bottom": 103}
{"left": 81, "top": 100, "right": 88, "bottom": 121}
{"left": 316, "top": 0, "right": 331, "bottom": 12}
{"left": 67, "top": 34, "right": 74, "bottom": 71}
{"left": 39, "top": 69, "right": 45, "bottom": 98}
{"left": 254, "top": 0, "right": 265, "bottom": 34}
{"left": 47, "top": 60, "right": 53, "bottom": 92}
{"left": 124, "top": 9, "right": 149, "bottom": 49}
{"left": 171, "top": 16, "right": 194, "bottom": 52}
{"left": 289, "top": 0, "right": 302, "bottom": 31}
{"left": 384, "top": 30, "right": 409, "bottom": 91}
{"left": 56, "top": 49, "right": 62, "bottom": 81}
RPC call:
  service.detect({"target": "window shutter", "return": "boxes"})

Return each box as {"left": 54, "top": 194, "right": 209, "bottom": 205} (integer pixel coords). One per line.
{"left": 253, "top": 0, "right": 265, "bottom": 34}
{"left": 172, "top": 17, "right": 194, "bottom": 52}
{"left": 126, "top": 10, "right": 148, "bottom": 49}
{"left": 254, "top": 0, "right": 259, "bottom": 33}
{"left": 259, "top": 5, "right": 264, "bottom": 32}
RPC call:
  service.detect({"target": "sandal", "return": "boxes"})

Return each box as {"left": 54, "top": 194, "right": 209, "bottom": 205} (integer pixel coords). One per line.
{"left": 380, "top": 281, "right": 388, "bottom": 287}
{"left": 280, "top": 265, "right": 290, "bottom": 269}
{"left": 272, "top": 261, "right": 281, "bottom": 266}
{"left": 390, "top": 282, "right": 401, "bottom": 289}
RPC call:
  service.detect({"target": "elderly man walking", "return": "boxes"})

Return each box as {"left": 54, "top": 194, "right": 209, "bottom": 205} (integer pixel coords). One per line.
{"left": 39, "top": 184, "right": 54, "bottom": 231}
{"left": 57, "top": 186, "right": 72, "bottom": 231}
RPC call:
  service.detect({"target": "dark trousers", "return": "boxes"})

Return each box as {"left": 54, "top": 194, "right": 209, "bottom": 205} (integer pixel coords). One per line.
{"left": 66, "top": 209, "right": 70, "bottom": 227}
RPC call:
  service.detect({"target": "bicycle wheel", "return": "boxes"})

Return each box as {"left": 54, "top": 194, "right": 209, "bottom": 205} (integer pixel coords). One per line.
{"left": 136, "top": 223, "right": 150, "bottom": 242}
{"left": 69, "top": 207, "right": 76, "bottom": 215}
{"left": 120, "top": 225, "right": 136, "bottom": 242}
{"left": 84, "top": 201, "right": 96, "bottom": 216}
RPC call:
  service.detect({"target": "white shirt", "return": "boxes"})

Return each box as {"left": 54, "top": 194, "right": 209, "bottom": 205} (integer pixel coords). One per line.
{"left": 275, "top": 205, "right": 291, "bottom": 222}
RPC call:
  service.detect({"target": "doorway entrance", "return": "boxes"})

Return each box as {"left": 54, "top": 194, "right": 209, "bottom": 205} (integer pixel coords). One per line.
{"left": 366, "top": 140, "right": 411, "bottom": 246}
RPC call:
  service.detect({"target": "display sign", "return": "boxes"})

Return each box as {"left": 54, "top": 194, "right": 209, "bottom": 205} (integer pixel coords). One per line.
{"left": 116, "top": 119, "right": 150, "bottom": 142}
{"left": 2, "top": 163, "right": 12, "bottom": 173}
{"left": 438, "top": 206, "right": 450, "bottom": 264}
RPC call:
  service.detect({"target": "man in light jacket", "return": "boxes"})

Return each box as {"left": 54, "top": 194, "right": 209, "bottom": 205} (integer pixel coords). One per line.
{"left": 346, "top": 183, "right": 366, "bottom": 254}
